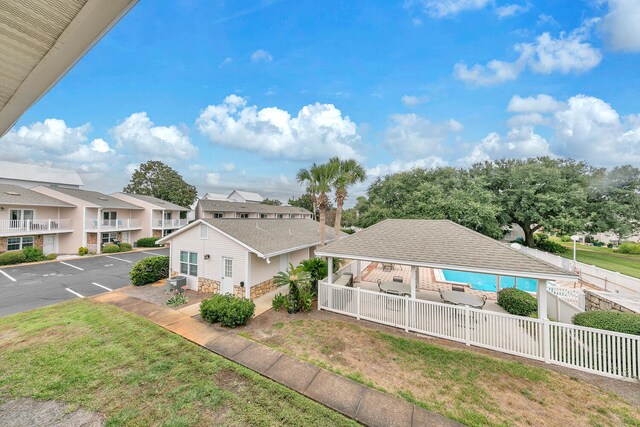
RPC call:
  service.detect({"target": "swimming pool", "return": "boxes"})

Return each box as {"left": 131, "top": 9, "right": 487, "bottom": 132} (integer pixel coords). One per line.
{"left": 440, "top": 269, "right": 538, "bottom": 293}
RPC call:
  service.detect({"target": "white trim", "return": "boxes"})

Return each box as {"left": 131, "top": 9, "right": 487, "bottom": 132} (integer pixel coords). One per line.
{"left": 313, "top": 251, "right": 577, "bottom": 282}
{"left": 65, "top": 288, "right": 84, "bottom": 298}
{"left": 91, "top": 282, "right": 113, "bottom": 291}
{"left": 0, "top": 269, "right": 16, "bottom": 282}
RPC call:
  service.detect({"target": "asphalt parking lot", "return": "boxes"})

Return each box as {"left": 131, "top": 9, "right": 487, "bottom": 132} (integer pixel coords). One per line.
{"left": 0, "top": 248, "right": 169, "bottom": 317}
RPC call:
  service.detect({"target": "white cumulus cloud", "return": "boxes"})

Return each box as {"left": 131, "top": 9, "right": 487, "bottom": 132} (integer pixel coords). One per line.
{"left": 507, "top": 94, "right": 564, "bottom": 113}
{"left": 384, "top": 113, "right": 463, "bottom": 159}
{"left": 496, "top": 3, "right": 530, "bottom": 18}
{"left": 196, "top": 95, "right": 363, "bottom": 161}
{"left": 601, "top": 0, "right": 640, "bottom": 52}
{"left": 368, "top": 156, "right": 448, "bottom": 177}
{"left": 251, "top": 49, "right": 273, "bottom": 62}
{"left": 458, "top": 127, "right": 552, "bottom": 165}
{"left": 402, "top": 95, "right": 428, "bottom": 106}
{"left": 409, "top": 0, "right": 491, "bottom": 18}
{"left": 112, "top": 112, "right": 197, "bottom": 161}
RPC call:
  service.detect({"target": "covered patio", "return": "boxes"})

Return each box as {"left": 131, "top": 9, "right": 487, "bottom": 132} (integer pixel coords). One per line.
{"left": 316, "top": 219, "right": 578, "bottom": 318}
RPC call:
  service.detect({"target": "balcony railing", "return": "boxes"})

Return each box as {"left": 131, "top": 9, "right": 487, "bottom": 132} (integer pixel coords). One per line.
{"left": 0, "top": 219, "right": 73, "bottom": 235}
{"left": 152, "top": 218, "right": 188, "bottom": 229}
{"left": 85, "top": 218, "right": 141, "bottom": 230}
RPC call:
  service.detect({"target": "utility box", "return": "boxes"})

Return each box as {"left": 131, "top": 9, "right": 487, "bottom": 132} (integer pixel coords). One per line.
{"left": 167, "top": 275, "right": 187, "bottom": 292}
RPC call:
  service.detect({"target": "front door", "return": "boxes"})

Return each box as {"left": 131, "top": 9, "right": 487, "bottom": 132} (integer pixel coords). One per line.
{"left": 43, "top": 235, "right": 55, "bottom": 255}
{"left": 221, "top": 257, "right": 234, "bottom": 294}
{"left": 121, "top": 231, "right": 130, "bottom": 243}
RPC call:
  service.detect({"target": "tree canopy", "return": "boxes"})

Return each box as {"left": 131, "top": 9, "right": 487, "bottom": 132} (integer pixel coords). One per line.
{"left": 123, "top": 161, "right": 197, "bottom": 208}
{"left": 261, "top": 198, "right": 282, "bottom": 206}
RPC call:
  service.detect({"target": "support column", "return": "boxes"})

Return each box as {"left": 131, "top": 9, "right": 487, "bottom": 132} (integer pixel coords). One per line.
{"left": 355, "top": 260, "right": 361, "bottom": 283}
{"left": 245, "top": 251, "right": 251, "bottom": 299}
{"left": 410, "top": 266, "right": 417, "bottom": 299}
{"left": 537, "top": 279, "right": 548, "bottom": 320}
{"left": 328, "top": 257, "right": 333, "bottom": 284}
{"left": 496, "top": 275, "right": 501, "bottom": 293}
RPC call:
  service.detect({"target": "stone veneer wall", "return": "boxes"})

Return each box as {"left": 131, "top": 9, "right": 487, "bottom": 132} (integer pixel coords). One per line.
{"left": 198, "top": 277, "right": 220, "bottom": 293}
{"left": 584, "top": 290, "right": 635, "bottom": 313}
{"left": 0, "top": 238, "right": 7, "bottom": 253}
{"left": 250, "top": 278, "right": 277, "bottom": 299}
{"left": 152, "top": 229, "right": 162, "bottom": 238}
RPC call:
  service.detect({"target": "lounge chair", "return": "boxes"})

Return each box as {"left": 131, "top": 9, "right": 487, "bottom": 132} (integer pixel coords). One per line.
{"left": 382, "top": 263, "right": 393, "bottom": 272}
{"left": 451, "top": 284, "right": 465, "bottom": 292}
{"left": 392, "top": 276, "right": 403, "bottom": 283}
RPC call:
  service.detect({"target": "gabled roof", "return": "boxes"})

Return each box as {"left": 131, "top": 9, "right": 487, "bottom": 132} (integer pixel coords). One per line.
{"left": 198, "top": 199, "right": 311, "bottom": 215}
{"left": 0, "top": 183, "right": 74, "bottom": 207}
{"left": 47, "top": 187, "right": 143, "bottom": 209}
{"left": 0, "top": 160, "right": 83, "bottom": 187}
{"left": 158, "top": 218, "right": 344, "bottom": 258}
{"left": 113, "top": 193, "right": 188, "bottom": 211}
{"left": 229, "top": 190, "right": 263, "bottom": 202}
{"left": 202, "top": 192, "right": 228, "bottom": 201}
{"left": 315, "top": 219, "right": 578, "bottom": 281}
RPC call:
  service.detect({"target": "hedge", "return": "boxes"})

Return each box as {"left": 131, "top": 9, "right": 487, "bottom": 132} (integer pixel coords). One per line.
{"left": 200, "top": 294, "right": 255, "bottom": 327}
{"left": 102, "top": 243, "right": 121, "bottom": 254}
{"left": 22, "top": 247, "right": 45, "bottom": 262}
{"left": 130, "top": 256, "right": 169, "bottom": 286}
{"left": 137, "top": 237, "right": 161, "bottom": 248}
{"left": 497, "top": 288, "right": 538, "bottom": 316}
{"left": 573, "top": 311, "right": 640, "bottom": 335}
{"left": 617, "top": 242, "right": 640, "bottom": 255}
{"left": 0, "top": 251, "right": 26, "bottom": 266}
{"left": 118, "top": 242, "right": 132, "bottom": 252}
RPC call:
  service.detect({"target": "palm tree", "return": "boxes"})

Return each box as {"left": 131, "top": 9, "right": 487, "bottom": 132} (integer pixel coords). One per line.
{"left": 297, "top": 162, "right": 335, "bottom": 245}
{"left": 296, "top": 167, "right": 318, "bottom": 220}
{"left": 329, "top": 157, "right": 366, "bottom": 236}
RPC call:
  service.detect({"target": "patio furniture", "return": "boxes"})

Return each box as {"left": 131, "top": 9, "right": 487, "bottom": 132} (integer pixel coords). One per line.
{"left": 382, "top": 263, "right": 393, "bottom": 272}
{"left": 439, "top": 290, "right": 487, "bottom": 309}
{"left": 451, "top": 284, "right": 465, "bottom": 292}
{"left": 392, "top": 276, "right": 403, "bottom": 283}
{"left": 379, "top": 281, "right": 411, "bottom": 297}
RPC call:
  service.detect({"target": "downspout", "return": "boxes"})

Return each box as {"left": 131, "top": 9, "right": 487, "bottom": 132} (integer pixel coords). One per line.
{"left": 97, "top": 207, "right": 102, "bottom": 255}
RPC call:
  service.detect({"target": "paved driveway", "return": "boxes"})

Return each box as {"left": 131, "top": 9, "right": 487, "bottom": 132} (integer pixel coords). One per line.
{"left": 0, "top": 248, "right": 169, "bottom": 317}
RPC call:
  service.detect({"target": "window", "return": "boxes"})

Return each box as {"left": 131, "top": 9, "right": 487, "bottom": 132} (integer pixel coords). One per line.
{"left": 212, "top": 212, "right": 223, "bottom": 219}
{"left": 101, "top": 232, "right": 117, "bottom": 244}
{"left": 102, "top": 211, "right": 117, "bottom": 226}
{"left": 180, "top": 251, "right": 198, "bottom": 276}
{"left": 7, "top": 236, "right": 34, "bottom": 251}
{"left": 163, "top": 211, "right": 172, "bottom": 220}
{"left": 223, "top": 257, "right": 233, "bottom": 277}
{"left": 240, "top": 213, "right": 249, "bottom": 219}
{"left": 200, "top": 224, "right": 208, "bottom": 239}
{"left": 276, "top": 214, "right": 283, "bottom": 219}
{"left": 9, "top": 209, "right": 34, "bottom": 225}
{"left": 162, "top": 229, "right": 172, "bottom": 237}
{"left": 260, "top": 213, "right": 267, "bottom": 219}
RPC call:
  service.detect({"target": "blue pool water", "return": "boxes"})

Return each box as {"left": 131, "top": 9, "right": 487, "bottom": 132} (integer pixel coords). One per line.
{"left": 441, "top": 270, "right": 538, "bottom": 292}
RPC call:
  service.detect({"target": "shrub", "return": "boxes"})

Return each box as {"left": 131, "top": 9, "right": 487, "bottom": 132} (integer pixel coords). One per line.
{"left": 274, "top": 263, "right": 314, "bottom": 313}
{"left": 166, "top": 292, "right": 189, "bottom": 307}
{"left": 497, "top": 288, "right": 538, "bottom": 317}
{"left": 616, "top": 242, "right": 640, "bottom": 255}
{"left": 573, "top": 311, "right": 640, "bottom": 335}
{"left": 272, "top": 293, "right": 288, "bottom": 311}
{"left": 536, "top": 239, "right": 568, "bottom": 254}
{"left": 22, "top": 246, "right": 45, "bottom": 262}
{"left": 102, "top": 243, "right": 121, "bottom": 254}
{"left": 130, "top": 256, "right": 169, "bottom": 286}
{"left": 78, "top": 246, "right": 89, "bottom": 256}
{"left": 0, "top": 251, "right": 26, "bottom": 266}
{"left": 341, "top": 228, "right": 355, "bottom": 235}
{"left": 560, "top": 235, "right": 572, "bottom": 242}
{"left": 46, "top": 253, "right": 57, "bottom": 260}
{"left": 137, "top": 237, "right": 160, "bottom": 248}
{"left": 200, "top": 294, "right": 255, "bottom": 327}
{"left": 118, "top": 242, "right": 132, "bottom": 252}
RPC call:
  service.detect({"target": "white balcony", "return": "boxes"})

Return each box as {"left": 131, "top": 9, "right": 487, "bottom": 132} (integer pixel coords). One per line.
{"left": 152, "top": 218, "right": 188, "bottom": 229}
{"left": 0, "top": 219, "right": 73, "bottom": 236}
{"left": 85, "top": 218, "right": 142, "bottom": 231}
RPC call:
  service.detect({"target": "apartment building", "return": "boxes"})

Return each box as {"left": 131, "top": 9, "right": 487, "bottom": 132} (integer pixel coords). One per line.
{"left": 196, "top": 199, "right": 312, "bottom": 220}
{"left": 111, "top": 193, "right": 188, "bottom": 238}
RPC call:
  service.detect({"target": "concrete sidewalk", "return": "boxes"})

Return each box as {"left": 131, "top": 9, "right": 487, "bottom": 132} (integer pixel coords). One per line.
{"left": 93, "top": 291, "right": 460, "bottom": 427}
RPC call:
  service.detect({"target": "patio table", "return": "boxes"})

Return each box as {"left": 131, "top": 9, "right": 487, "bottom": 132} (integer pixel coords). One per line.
{"left": 379, "top": 281, "right": 411, "bottom": 296}
{"left": 439, "top": 290, "right": 487, "bottom": 309}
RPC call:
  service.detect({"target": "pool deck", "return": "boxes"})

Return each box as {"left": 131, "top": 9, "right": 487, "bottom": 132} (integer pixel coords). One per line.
{"left": 360, "top": 263, "right": 581, "bottom": 301}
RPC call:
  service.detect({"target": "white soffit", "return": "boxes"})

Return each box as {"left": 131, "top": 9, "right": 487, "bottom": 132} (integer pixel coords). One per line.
{"left": 0, "top": 0, "right": 139, "bottom": 136}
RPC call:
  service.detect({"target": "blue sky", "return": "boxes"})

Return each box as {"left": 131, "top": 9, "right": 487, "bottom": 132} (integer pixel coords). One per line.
{"left": 3, "top": 0, "right": 640, "bottom": 202}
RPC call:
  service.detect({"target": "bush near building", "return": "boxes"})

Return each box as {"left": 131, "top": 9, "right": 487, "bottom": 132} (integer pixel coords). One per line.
{"left": 200, "top": 294, "right": 255, "bottom": 327}
{"left": 130, "top": 256, "right": 169, "bottom": 286}
{"left": 137, "top": 237, "right": 161, "bottom": 247}
{"left": 497, "top": 288, "right": 538, "bottom": 316}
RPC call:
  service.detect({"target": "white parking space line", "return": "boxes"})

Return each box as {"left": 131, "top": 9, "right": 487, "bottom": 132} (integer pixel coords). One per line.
{"left": 141, "top": 251, "right": 164, "bottom": 256}
{"left": 60, "top": 261, "right": 84, "bottom": 271}
{"left": 0, "top": 269, "right": 16, "bottom": 282}
{"left": 91, "top": 282, "right": 113, "bottom": 292}
{"left": 65, "top": 288, "right": 84, "bottom": 298}
{"left": 105, "top": 256, "right": 132, "bottom": 264}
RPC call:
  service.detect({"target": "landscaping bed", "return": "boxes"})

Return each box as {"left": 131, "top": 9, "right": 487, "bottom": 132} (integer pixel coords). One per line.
{"left": 240, "top": 308, "right": 640, "bottom": 427}
{"left": 0, "top": 299, "right": 356, "bottom": 426}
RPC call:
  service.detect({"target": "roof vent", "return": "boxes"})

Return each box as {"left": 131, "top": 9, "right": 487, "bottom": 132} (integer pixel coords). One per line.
{"left": 4, "top": 191, "right": 20, "bottom": 196}
{"left": 97, "top": 197, "right": 109, "bottom": 201}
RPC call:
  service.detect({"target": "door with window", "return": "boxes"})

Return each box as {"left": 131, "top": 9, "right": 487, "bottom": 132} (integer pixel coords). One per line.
{"left": 9, "top": 209, "right": 34, "bottom": 230}
{"left": 221, "top": 257, "right": 234, "bottom": 294}
{"left": 102, "top": 211, "right": 117, "bottom": 227}
{"left": 163, "top": 211, "right": 172, "bottom": 228}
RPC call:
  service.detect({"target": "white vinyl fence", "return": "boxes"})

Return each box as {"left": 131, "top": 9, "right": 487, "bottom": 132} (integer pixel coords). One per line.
{"left": 336, "top": 260, "right": 372, "bottom": 277}
{"left": 515, "top": 245, "right": 640, "bottom": 295}
{"left": 319, "top": 282, "right": 640, "bottom": 381}
{"left": 547, "top": 289, "right": 583, "bottom": 324}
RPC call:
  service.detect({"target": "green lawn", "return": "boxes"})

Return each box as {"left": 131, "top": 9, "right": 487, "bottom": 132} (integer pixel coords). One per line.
{"left": 0, "top": 300, "right": 356, "bottom": 427}
{"left": 556, "top": 242, "right": 640, "bottom": 279}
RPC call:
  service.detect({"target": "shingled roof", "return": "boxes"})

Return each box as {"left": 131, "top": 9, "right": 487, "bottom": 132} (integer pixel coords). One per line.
{"left": 158, "top": 218, "right": 343, "bottom": 258}
{"left": 198, "top": 199, "right": 311, "bottom": 215}
{"left": 315, "top": 219, "right": 577, "bottom": 281}
{"left": 0, "top": 183, "right": 74, "bottom": 207}
{"left": 47, "top": 187, "right": 143, "bottom": 210}
{"left": 114, "top": 193, "right": 188, "bottom": 211}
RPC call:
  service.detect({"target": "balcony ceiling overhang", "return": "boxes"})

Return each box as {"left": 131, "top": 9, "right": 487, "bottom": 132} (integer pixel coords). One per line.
{"left": 0, "top": 0, "right": 139, "bottom": 136}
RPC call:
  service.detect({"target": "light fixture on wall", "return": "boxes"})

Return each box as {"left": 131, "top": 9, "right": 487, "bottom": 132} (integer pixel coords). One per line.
{"left": 240, "top": 281, "right": 244, "bottom": 288}
{"left": 204, "top": 254, "right": 210, "bottom": 260}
